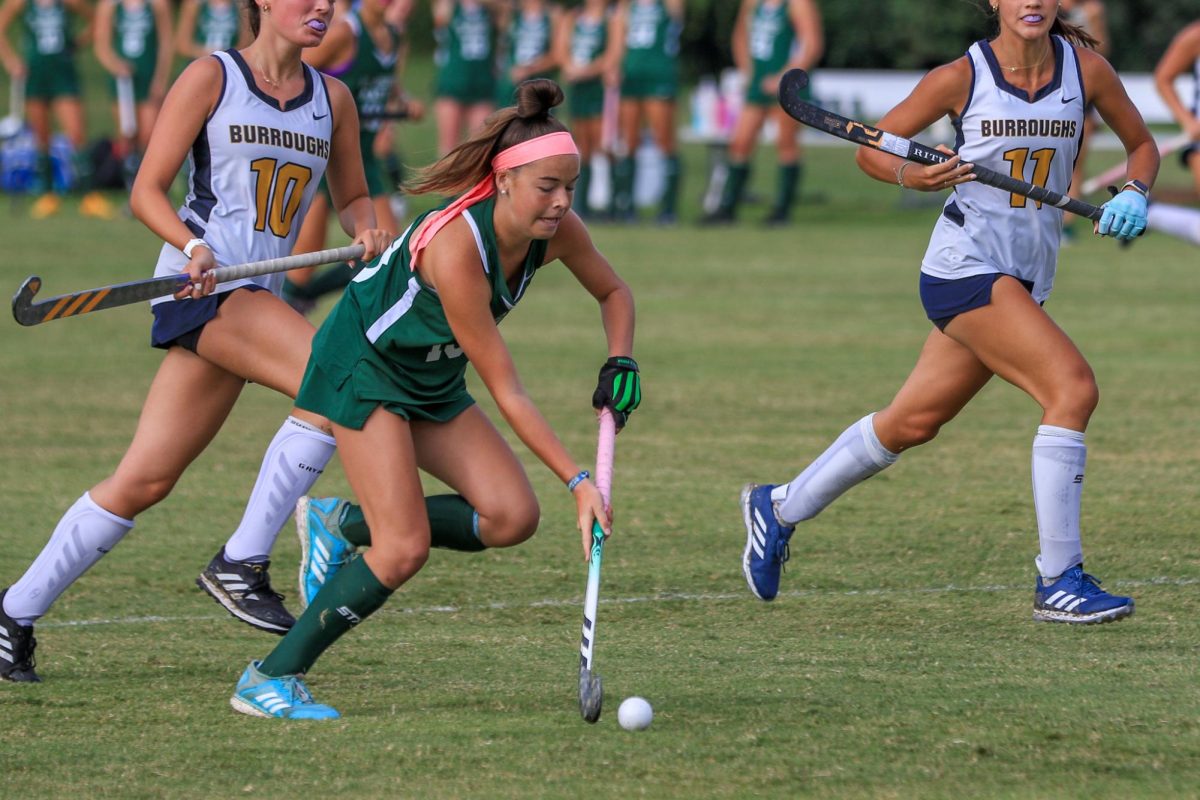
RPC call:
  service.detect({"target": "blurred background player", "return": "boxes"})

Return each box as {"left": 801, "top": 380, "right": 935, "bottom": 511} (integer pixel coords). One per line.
{"left": 433, "top": 0, "right": 498, "bottom": 155}
{"left": 555, "top": 0, "right": 616, "bottom": 220}
{"left": 493, "top": 0, "right": 559, "bottom": 108}
{"left": 609, "top": 0, "right": 682, "bottom": 223}
{"left": 740, "top": 0, "right": 1156, "bottom": 625}
{"left": 1154, "top": 18, "right": 1200, "bottom": 202}
{"left": 1058, "top": 0, "right": 1107, "bottom": 239}
{"left": 705, "top": 0, "right": 822, "bottom": 226}
{"left": 93, "top": 0, "right": 174, "bottom": 193}
{"left": 283, "top": 0, "right": 416, "bottom": 314}
{"left": 0, "top": 0, "right": 116, "bottom": 218}
{"left": 175, "top": 0, "right": 251, "bottom": 60}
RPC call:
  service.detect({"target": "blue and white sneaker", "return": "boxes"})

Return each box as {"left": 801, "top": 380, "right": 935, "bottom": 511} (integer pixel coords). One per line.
{"left": 230, "top": 660, "right": 340, "bottom": 720}
{"left": 296, "top": 497, "right": 357, "bottom": 609}
{"left": 1033, "top": 565, "right": 1134, "bottom": 624}
{"left": 740, "top": 483, "right": 796, "bottom": 601}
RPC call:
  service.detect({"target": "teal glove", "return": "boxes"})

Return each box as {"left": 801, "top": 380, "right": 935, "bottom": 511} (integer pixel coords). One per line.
{"left": 592, "top": 356, "right": 641, "bottom": 427}
{"left": 1097, "top": 189, "right": 1147, "bottom": 241}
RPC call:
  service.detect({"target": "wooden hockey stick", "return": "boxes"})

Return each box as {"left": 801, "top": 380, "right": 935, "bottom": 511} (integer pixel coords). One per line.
{"left": 12, "top": 244, "right": 364, "bottom": 326}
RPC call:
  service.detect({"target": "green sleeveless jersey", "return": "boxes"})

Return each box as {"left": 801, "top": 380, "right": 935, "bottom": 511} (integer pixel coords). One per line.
{"left": 195, "top": 0, "right": 240, "bottom": 52}
{"left": 22, "top": 0, "right": 71, "bottom": 60}
{"left": 342, "top": 9, "right": 399, "bottom": 134}
{"left": 305, "top": 195, "right": 548, "bottom": 422}
{"left": 622, "top": 0, "right": 679, "bottom": 78}
{"left": 570, "top": 11, "right": 607, "bottom": 69}
{"left": 496, "top": 9, "right": 553, "bottom": 105}
{"left": 434, "top": 1, "right": 495, "bottom": 102}
{"left": 750, "top": 0, "right": 793, "bottom": 75}
{"left": 113, "top": 0, "right": 157, "bottom": 77}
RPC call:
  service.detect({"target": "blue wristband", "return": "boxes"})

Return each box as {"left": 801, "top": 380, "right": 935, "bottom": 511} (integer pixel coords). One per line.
{"left": 567, "top": 470, "right": 590, "bottom": 492}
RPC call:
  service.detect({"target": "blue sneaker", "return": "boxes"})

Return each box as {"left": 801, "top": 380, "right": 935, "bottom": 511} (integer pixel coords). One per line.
{"left": 1033, "top": 565, "right": 1134, "bottom": 624}
{"left": 230, "top": 661, "right": 340, "bottom": 720}
{"left": 740, "top": 483, "right": 796, "bottom": 601}
{"left": 296, "top": 497, "right": 357, "bottom": 609}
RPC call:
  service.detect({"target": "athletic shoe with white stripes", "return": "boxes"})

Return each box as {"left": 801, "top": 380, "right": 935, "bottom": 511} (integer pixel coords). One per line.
{"left": 296, "top": 496, "right": 357, "bottom": 609}
{"left": 0, "top": 589, "right": 40, "bottom": 683}
{"left": 197, "top": 549, "right": 296, "bottom": 635}
{"left": 1033, "top": 565, "right": 1134, "bottom": 625}
{"left": 740, "top": 483, "right": 796, "bottom": 601}
{"left": 230, "top": 660, "right": 340, "bottom": 720}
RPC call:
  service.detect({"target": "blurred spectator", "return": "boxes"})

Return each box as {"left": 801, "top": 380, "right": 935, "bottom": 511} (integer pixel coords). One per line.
{"left": 433, "top": 0, "right": 499, "bottom": 155}
{"left": 494, "top": 0, "right": 559, "bottom": 108}
{"left": 1154, "top": 18, "right": 1200, "bottom": 200}
{"left": 174, "top": 0, "right": 251, "bottom": 61}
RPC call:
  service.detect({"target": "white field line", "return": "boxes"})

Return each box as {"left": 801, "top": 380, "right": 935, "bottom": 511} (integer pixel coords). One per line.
{"left": 38, "top": 575, "right": 1200, "bottom": 630}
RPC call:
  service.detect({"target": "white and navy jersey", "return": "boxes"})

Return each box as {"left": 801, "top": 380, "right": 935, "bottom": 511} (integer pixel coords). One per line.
{"left": 151, "top": 49, "right": 333, "bottom": 304}
{"left": 921, "top": 36, "right": 1085, "bottom": 302}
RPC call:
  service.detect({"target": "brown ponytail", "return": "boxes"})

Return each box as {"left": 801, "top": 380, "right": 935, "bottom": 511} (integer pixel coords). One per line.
{"left": 406, "top": 79, "right": 570, "bottom": 197}
{"left": 1050, "top": 11, "right": 1101, "bottom": 50}
{"left": 245, "top": 0, "right": 261, "bottom": 37}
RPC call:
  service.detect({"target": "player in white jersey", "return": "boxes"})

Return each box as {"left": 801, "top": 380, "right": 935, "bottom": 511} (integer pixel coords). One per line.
{"left": 1153, "top": 19, "right": 1200, "bottom": 199}
{"left": 0, "top": 0, "right": 391, "bottom": 683}
{"left": 740, "top": 0, "right": 1158, "bottom": 625}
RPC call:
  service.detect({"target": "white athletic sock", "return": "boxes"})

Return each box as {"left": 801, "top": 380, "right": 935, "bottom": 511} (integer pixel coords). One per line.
{"left": 222, "top": 416, "right": 336, "bottom": 562}
{"left": 773, "top": 414, "right": 900, "bottom": 524}
{"left": 1147, "top": 203, "right": 1200, "bottom": 246}
{"left": 3, "top": 493, "right": 134, "bottom": 625}
{"left": 1032, "top": 425, "right": 1086, "bottom": 579}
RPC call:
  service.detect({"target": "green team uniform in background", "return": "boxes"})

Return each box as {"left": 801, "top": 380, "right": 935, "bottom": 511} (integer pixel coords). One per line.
{"left": 296, "top": 195, "right": 548, "bottom": 428}
{"left": 22, "top": 0, "right": 79, "bottom": 100}
{"left": 746, "top": 0, "right": 795, "bottom": 106}
{"left": 194, "top": 0, "right": 240, "bottom": 53}
{"left": 111, "top": 0, "right": 158, "bottom": 101}
{"left": 341, "top": 9, "right": 399, "bottom": 197}
{"left": 620, "top": 0, "right": 679, "bottom": 100}
{"left": 434, "top": 1, "right": 495, "bottom": 104}
{"left": 566, "top": 11, "right": 607, "bottom": 119}
{"left": 494, "top": 8, "right": 553, "bottom": 107}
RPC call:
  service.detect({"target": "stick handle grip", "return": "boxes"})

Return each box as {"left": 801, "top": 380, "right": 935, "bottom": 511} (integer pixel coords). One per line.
{"left": 209, "top": 244, "right": 365, "bottom": 284}
{"left": 594, "top": 409, "right": 617, "bottom": 507}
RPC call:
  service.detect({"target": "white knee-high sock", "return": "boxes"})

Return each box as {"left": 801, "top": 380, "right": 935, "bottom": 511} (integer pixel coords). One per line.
{"left": 773, "top": 414, "right": 900, "bottom": 524}
{"left": 1032, "top": 425, "right": 1087, "bottom": 579}
{"left": 223, "top": 417, "right": 336, "bottom": 562}
{"left": 3, "top": 493, "right": 134, "bottom": 625}
{"left": 1147, "top": 203, "right": 1200, "bottom": 246}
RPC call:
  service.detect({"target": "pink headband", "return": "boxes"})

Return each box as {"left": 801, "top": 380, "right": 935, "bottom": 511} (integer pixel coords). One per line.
{"left": 409, "top": 131, "right": 580, "bottom": 265}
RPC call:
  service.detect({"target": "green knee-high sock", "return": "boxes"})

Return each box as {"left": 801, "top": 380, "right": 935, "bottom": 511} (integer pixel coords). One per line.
{"left": 305, "top": 262, "right": 357, "bottom": 300}
{"left": 770, "top": 162, "right": 803, "bottom": 220}
{"left": 575, "top": 163, "right": 592, "bottom": 216}
{"left": 612, "top": 156, "right": 635, "bottom": 217}
{"left": 660, "top": 154, "right": 681, "bottom": 217}
{"left": 33, "top": 152, "right": 52, "bottom": 194}
{"left": 339, "top": 495, "right": 484, "bottom": 551}
{"left": 260, "top": 555, "right": 392, "bottom": 677}
{"left": 718, "top": 162, "right": 750, "bottom": 216}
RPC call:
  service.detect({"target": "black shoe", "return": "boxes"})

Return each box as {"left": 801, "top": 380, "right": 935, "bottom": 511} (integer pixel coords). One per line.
{"left": 197, "top": 549, "right": 296, "bottom": 635}
{"left": 0, "top": 589, "right": 41, "bottom": 682}
{"left": 762, "top": 209, "right": 791, "bottom": 228}
{"left": 701, "top": 209, "right": 735, "bottom": 225}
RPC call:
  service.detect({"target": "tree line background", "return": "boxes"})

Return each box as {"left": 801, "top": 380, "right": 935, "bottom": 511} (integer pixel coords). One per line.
{"left": 404, "top": 0, "right": 1198, "bottom": 77}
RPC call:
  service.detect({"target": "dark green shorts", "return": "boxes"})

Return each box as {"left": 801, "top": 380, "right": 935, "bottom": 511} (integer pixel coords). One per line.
{"left": 109, "top": 67, "right": 154, "bottom": 103}
{"left": 26, "top": 57, "right": 80, "bottom": 100}
{"left": 620, "top": 72, "right": 677, "bottom": 101}
{"left": 568, "top": 80, "right": 604, "bottom": 119}
{"left": 296, "top": 358, "right": 475, "bottom": 430}
{"left": 435, "top": 67, "right": 495, "bottom": 105}
{"left": 748, "top": 70, "right": 812, "bottom": 107}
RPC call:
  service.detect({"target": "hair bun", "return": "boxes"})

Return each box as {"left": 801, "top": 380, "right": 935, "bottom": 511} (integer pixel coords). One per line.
{"left": 514, "top": 79, "right": 565, "bottom": 120}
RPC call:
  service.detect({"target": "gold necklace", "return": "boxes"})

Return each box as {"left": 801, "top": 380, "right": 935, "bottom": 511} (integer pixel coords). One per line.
{"left": 1000, "top": 46, "right": 1050, "bottom": 72}
{"left": 255, "top": 62, "right": 283, "bottom": 88}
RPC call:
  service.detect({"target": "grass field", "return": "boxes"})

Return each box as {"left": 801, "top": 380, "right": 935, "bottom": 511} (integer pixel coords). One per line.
{"left": 2, "top": 116, "right": 1199, "bottom": 799}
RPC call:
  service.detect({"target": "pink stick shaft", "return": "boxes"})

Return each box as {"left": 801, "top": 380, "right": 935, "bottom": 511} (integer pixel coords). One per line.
{"left": 594, "top": 409, "right": 616, "bottom": 507}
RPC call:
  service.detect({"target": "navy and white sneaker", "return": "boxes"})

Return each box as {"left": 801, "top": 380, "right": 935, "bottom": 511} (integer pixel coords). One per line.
{"left": 197, "top": 549, "right": 295, "bottom": 635}
{"left": 296, "top": 497, "right": 357, "bottom": 609}
{"left": 230, "top": 661, "right": 340, "bottom": 720}
{"left": 740, "top": 483, "right": 796, "bottom": 601}
{"left": 0, "top": 589, "right": 40, "bottom": 683}
{"left": 1033, "top": 565, "right": 1134, "bottom": 625}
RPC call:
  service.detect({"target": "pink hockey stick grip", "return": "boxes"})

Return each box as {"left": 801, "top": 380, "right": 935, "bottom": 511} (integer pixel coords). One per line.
{"left": 594, "top": 409, "right": 617, "bottom": 507}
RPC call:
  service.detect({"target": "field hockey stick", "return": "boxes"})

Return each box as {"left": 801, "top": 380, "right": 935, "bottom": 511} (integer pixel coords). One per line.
{"left": 1081, "top": 132, "right": 1190, "bottom": 195}
{"left": 116, "top": 75, "right": 137, "bottom": 139}
{"left": 579, "top": 408, "right": 617, "bottom": 724}
{"left": 11, "top": 244, "right": 364, "bottom": 326}
{"left": 777, "top": 69, "right": 1106, "bottom": 222}
{"left": 0, "top": 75, "right": 25, "bottom": 140}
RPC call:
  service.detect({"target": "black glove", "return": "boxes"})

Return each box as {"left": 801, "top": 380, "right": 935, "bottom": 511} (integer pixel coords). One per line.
{"left": 592, "top": 356, "right": 641, "bottom": 427}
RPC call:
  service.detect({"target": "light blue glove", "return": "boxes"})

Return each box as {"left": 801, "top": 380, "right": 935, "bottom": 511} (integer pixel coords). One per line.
{"left": 1097, "top": 189, "right": 1148, "bottom": 241}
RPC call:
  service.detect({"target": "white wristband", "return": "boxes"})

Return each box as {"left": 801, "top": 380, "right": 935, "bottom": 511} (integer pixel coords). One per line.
{"left": 182, "top": 238, "right": 209, "bottom": 259}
